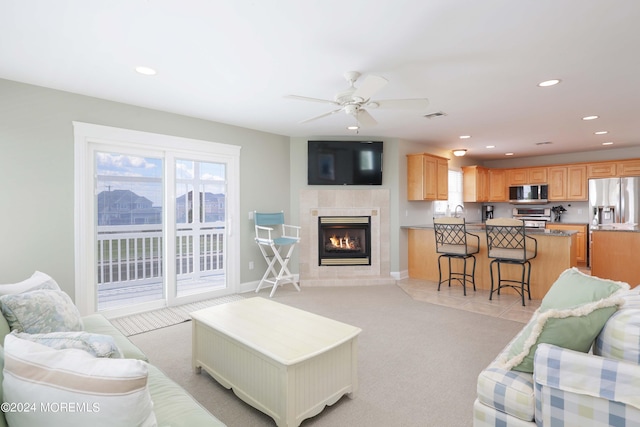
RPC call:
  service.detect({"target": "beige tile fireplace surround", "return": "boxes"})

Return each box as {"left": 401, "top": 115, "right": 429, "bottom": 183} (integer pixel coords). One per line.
{"left": 299, "top": 189, "right": 394, "bottom": 286}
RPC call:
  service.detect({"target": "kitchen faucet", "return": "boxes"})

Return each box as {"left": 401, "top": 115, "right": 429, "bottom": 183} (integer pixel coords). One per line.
{"left": 454, "top": 204, "right": 464, "bottom": 218}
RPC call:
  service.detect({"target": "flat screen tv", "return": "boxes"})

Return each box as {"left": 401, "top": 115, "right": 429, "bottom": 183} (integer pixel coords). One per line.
{"left": 308, "top": 140, "right": 383, "bottom": 185}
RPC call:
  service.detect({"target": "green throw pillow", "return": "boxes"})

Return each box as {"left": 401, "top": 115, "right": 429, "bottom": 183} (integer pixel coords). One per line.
{"left": 501, "top": 267, "right": 629, "bottom": 373}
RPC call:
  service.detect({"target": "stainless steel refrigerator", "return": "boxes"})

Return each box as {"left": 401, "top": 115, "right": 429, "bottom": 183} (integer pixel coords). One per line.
{"left": 589, "top": 177, "right": 640, "bottom": 226}
{"left": 588, "top": 177, "right": 640, "bottom": 266}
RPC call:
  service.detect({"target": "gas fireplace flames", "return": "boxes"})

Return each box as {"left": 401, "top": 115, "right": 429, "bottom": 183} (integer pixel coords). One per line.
{"left": 326, "top": 233, "right": 360, "bottom": 252}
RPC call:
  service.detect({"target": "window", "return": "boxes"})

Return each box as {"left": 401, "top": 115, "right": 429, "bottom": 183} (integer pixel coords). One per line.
{"left": 434, "top": 169, "right": 464, "bottom": 215}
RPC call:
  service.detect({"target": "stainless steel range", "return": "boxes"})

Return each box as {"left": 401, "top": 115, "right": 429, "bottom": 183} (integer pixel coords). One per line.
{"left": 512, "top": 207, "right": 551, "bottom": 228}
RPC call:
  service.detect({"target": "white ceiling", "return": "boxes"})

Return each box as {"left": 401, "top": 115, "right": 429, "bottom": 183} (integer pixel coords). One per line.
{"left": 2, "top": 0, "right": 639, "bottom": 160}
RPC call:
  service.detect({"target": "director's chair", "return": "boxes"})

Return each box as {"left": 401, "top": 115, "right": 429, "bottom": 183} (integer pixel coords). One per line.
{"left": 254, "top": 211, "right": 301, "bottom": 297}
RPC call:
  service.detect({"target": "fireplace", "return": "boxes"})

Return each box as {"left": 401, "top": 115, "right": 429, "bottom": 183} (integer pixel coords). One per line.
{"left": 318, "top": 216, "right": 371, "bottom": 266}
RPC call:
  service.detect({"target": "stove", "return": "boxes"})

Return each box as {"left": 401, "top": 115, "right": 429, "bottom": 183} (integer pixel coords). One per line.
{"left": 512, "top": 207, "right": 551, "bottom": 228}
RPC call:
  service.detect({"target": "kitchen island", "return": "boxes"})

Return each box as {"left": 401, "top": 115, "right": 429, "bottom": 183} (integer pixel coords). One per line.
{"left": 405, "top": 223, "right": 577, "bottom": 300}
{"left": 591, "top": 225, "right": 640, "bottom": 286}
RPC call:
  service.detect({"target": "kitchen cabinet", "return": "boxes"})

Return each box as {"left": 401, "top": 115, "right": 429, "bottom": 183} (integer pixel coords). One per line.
{"left": 488, "top": 169, "right": 507, "bottom": 202}
{"left": 507, "top": 167, "right": 548, "bottom": 185}
{"left": 617, "top": 159, "right": 640, "bottom": 176}
{"left": 546, "top": 223, "right": 587, "bottom": 264}
{"left": 548, "top": 165, "right": 587, "bottom": 201}
{"left": 587, "top": 162, "right": 617, "bottom": 178}
{"left": 407, "top": 153, "right": 448, "bottom": 201}
{"left": 462, "top": 165, "right": 489, "bottom": 202}
{"left": 591, "top": 230, "right": 640, "bottom": 284}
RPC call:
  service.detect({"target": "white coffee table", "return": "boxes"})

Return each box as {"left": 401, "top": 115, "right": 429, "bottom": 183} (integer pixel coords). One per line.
{"left": 191, "top": 297, "right": 362, "bottom": 427}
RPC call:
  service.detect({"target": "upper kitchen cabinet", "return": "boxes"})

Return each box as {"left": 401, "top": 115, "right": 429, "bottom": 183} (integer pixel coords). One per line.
{"left": 587, "top": 162, "right": 617, "bottom": 178}
{"left": 488, "top": 169, "right": 508, "bottom": 202}
{"left": 462, "top": 165, "right": 489, "bottom": 202}
{"left": 549, "top": 165, "right": 587, "bottom": 201}
{"left": 407, "top": 153, "right": 449, "bottom": 201}
{"left": 617, "top": 159, "right": 640, "bottom": 176}
{"left": 506, "top": 167, "right": 548, "bottom": 186}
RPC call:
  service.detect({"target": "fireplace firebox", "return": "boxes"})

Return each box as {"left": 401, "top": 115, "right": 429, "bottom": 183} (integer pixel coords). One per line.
{"left": 318, "top": 216, "right": 371, "bottom": 266}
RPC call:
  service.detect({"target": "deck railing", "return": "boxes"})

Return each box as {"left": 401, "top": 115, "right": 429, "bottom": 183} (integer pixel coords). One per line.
{"left": 97, "top": 223, "right": 225, "bottom": 290}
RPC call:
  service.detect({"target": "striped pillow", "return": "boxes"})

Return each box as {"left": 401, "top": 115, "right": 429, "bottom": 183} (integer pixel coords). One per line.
{"left": 2, "top": 334, "right": 156, "bottom": 427}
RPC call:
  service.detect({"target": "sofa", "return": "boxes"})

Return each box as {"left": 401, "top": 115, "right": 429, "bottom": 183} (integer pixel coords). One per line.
{"left": 0, "top": 272, "right": 225, "bottom": 427}
{"left": 473, "top": 268, "right": 640, "bottom": 426}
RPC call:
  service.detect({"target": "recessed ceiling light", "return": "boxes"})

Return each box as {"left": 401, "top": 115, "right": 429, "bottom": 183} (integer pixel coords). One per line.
{"left": 594, "top": 131, "right": 608, "bottom": 135}
{"left": 486, "top": 145, "right": 495, "bottom": 149}
{"left": 135, "top": 66, "right": 157, "bottom": 76}
{"left": 538, "top": 79, "right": 561, "bottom": 87}
{"left": 582, "top": 115, "right": 599, "bottom": 121}
{"left": 602, "top": 142, "right": 614, "bottom": 146}
{"left": 505, "top": 152, "right": 515, "bottom": 156}
{"left": 459, "top": 135, "right": 471, "bottom": 139}
{"left": 346, "top": 125, "right": 359, "bottom": 130}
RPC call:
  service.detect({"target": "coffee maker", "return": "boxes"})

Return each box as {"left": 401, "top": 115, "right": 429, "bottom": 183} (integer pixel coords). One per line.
{"left": 484, "top": 205, "right": 494, "bottom": 221}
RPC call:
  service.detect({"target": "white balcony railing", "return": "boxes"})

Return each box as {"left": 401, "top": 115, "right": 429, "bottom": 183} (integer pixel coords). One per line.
{"left": 96, "top": 223, "right": 225, "bottom": 291}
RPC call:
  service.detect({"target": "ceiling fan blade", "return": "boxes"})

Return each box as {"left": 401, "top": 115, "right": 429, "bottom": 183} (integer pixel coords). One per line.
{"left": 372, "top": 98, "right": 430, "bottom": 110}
{"left": 299, "top": 108, "right": 343, "bottom": 124}
{"left": 356, "top": 109, "right": 377, "bottom": 126}
{"left": 352, "top": 75, "right": 388, "bottom": 101}
{"left": 285, "top": 94, "right": 339, "bottom": 105}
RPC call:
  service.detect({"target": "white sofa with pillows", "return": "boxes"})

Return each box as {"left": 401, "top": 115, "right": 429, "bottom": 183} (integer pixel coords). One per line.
{"left": 473, "top": 267, "right": 640, "bottom": 426}
{"left": 0, "top": 271, "right": 225, "bottom": 427}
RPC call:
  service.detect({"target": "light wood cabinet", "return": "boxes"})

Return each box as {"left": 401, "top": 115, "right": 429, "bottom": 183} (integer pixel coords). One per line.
{"left": 591, "top": 230, "right": 640, "bottom": 284}
{"left": 506, "top": 167, "right": 548, "bottom": 185}
{"left": 617, "top": 159, "right": 640, "bottom": 176}
{"left": 488, "top": 169, "right": 507, "bottom": 202}
{"left": 567, "top": 165, "right": 587, "bottom": 200}
{"left": 548, "top": 166, "right": 567, "bottom": 200}
{"left": 587, "top": 162, "right": 617, "bottom": 178}
{"left": 548, "top": 165, "right": 587, "bottom": 201}
{"left": 462, "top": 165, "right": 489, "bottom": 202}
{"left": 529, "top": 167, "right": 548, "bottom": 184}
{"left": 407, "top": 153, "right": 448, "bottom": 201}
{"left": 546, "top": 223, "right": 587, "bottom": 264}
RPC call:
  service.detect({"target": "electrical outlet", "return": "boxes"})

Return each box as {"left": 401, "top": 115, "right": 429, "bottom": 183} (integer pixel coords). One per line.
{"left": 249, "top": 261, "right": 254, "bottom": 270}
{"left": 248, "top": 211, "right": 254, "bottom": 220}
{"left": 577, "top": 209, "right": 582, "bottom": 215}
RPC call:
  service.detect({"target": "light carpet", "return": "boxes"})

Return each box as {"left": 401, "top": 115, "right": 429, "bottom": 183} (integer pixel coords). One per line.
{"left": 130, "top": 284, "right": 524, "bottom": 426}
{"left": 110, "top": 294, "right": 245, "bottom": 336}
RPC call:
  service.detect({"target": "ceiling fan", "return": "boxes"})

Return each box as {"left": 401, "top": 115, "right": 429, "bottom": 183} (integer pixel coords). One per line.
{"left": 285, "top": 71, "right": 429, "bottom": 126}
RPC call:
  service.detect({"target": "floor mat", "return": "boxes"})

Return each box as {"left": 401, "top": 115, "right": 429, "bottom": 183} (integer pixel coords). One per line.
{"left": 111, "top": 294, "right": 245, "bottom": 336}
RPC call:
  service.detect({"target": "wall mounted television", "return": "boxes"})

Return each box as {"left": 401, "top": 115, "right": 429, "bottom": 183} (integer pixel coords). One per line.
{"left": 308, "top": 140, "right": 383, "bottom": 185}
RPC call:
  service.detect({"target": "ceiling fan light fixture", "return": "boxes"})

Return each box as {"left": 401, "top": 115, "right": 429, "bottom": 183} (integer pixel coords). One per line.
{"left": 452, "top": 149, "right": 467, "bottom": 157}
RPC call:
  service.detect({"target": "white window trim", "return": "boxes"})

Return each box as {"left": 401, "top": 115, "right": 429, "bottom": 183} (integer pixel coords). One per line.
{"left": 73, "top": 122, "right": 241, "bottom": 315}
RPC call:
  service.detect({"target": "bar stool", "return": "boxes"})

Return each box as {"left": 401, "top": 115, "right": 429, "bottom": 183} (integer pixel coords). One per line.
{"left": 485, "top": 218, "right": 537, "bottom": 306}
{"left": 433, "top": 217, "right": 480, "bottom": 296}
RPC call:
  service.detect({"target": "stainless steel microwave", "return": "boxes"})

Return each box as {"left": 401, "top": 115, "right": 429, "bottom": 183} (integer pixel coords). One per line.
{"left": 509, "top": 185, "right": 548, "bottom": 204}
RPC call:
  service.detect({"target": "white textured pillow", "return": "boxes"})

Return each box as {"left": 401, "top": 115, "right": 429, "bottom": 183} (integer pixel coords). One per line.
{"left": 0, "top": 271, "right": 60, "bottom": 295}
{"left": 2, "top": 334, "right": 157, "bottom": 427}
{"left": 0, "top": 289, "right": 83, "bottom": 334}
{"left": 11, "top": 331, "right": 123, "bottom": 358}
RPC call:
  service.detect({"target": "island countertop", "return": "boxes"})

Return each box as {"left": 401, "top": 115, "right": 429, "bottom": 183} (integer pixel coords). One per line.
{"left": 401, "top": 223, "right": 578, "bottom": 236}
{"left": 406, "top": 225, "right": 578, "bottom": 299}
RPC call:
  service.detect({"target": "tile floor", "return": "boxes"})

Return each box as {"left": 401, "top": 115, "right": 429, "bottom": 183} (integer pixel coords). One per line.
{"left": 396, "top": 278, "right": 541, "bottom": 324}
{"left": 397, "top": 267, "right": 591, "bottom": 324}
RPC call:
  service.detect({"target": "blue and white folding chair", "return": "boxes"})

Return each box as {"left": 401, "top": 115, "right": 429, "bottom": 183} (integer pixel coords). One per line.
{"left": 254, "top": 211, "right": 301, "bottom": 297}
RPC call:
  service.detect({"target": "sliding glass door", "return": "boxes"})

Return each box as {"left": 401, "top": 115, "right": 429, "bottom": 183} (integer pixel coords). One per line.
{"left": 74, "top": 122, "right": 240, "bottom": 317}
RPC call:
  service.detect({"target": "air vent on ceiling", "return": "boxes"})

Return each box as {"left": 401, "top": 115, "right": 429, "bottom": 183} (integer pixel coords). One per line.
{"left": 423, "top": 111, "right": 447, "bottom": 119}
{"left": 535, "top": 141, "right": 553, "bottom": 145}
